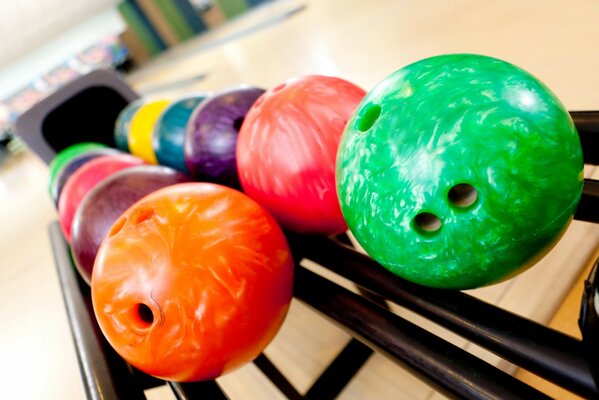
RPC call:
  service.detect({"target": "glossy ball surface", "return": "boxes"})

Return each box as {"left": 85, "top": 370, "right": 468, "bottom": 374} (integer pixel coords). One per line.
{"left": 58, "top": 154, "right": 145, "bottom": 241}
{"left": 114, "top": 100, "right": 143, "bottom": 152}
{"left": 337, "top": 54, "right": 584, "bottom": 289}
{"left": 129, "top": 100, "right": 169, "bottom": 163}
{"left": 185, "top": 86, "right": 264, "bottom": 186}
{"left": 49, "top": 142, "right": 106, "bottom": 195}
{"left": 154, "top": 94, "right": 208, "bottom": 173}
{"left": 237, "top": 76, "right": 365, "bottom": 234}
{"left": 71, "top": 165, "right": 190, "bottom": 284}
{"left": 51, "top": 148, "right": 120, "bottom": 205}
{"left": 92, "top": 183, "right": 294, "bottom": 382}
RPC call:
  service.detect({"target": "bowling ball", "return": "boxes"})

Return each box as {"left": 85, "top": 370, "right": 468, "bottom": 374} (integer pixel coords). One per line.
{"left": 153, "top": 94, "right": 208, "bottom": 173}
{"left": 71, "top": 165, "right": 190, "bottom": 285}
{"left": 58, "top": 154, "right": 145, "bottom": 241}
{"left": 336, "top": 54, "right": 584, "bottom": 289}
{"left": 49, "top": 142, "right": 106, "bottom": 195}
{"left": 92, "top": 183, "right": 294, "bottom": 382}
{"left": 185, "top": 86, "right": 264, "bottom": 186}
{"left": 128, "top": 100, "right": 169, "bottom": 164}
{"left": 114, "top": 100, "right": 143, "bottom": 152}
{"left": 237, "top": 76, "right": 365, "bottom": 234}
{"left": 50, "top": 148, "right": 121, "bottom": 205}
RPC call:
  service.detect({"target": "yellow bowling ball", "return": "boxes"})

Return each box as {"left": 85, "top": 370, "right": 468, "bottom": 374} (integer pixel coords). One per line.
{"left": 128, "top": 100, "right": 169, "bottom": 163}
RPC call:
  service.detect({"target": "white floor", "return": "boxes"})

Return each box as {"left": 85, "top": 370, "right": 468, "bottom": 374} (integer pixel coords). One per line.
{"left": 0, "top": 153, "right": 84, "bottom": 399}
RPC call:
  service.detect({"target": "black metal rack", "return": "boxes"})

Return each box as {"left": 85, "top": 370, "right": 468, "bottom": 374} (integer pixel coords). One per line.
{"left": 49, "top": 119, "right": 598, "bottom": 400}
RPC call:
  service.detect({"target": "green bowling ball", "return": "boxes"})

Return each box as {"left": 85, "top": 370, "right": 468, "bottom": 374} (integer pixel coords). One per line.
{"left": 48, "top": 142, "right": 107, "bottom": 196}
{"left": 336, "top": 54, "right": 583, "bottom": 289}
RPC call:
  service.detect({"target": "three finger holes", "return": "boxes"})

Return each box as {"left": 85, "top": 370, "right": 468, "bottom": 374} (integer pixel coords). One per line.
{"left": 132, "top": 207, "right": 155, "bottom": 225}
{"left": 134, "top": 303, "right": 154, "bottom": 329}
{"left": 412, "top": 184, "right": 478, "bottom": 236}
{"left": 233, "top": 117, "right": 245, "bottom": 132}
{"left": 109, "top": 217, "right": 127, "bottom": 237}
{"left": 413, "top": 212, "right": 442, "bottom": 235}
{"left": 448, "top": 183, "right": 478, "bottom": 208}
{"left": 357, "top": 103, "right": 381, "bottom": 132}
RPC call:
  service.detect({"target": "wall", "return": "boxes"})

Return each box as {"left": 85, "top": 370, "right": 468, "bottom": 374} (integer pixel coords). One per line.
{"left": 0, "top": 7, "right": 125, "bottom": 100}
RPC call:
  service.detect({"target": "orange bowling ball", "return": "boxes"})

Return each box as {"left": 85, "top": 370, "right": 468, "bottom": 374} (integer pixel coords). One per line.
{"left": 91, "top": 183, "right": 294, "bottom": 382}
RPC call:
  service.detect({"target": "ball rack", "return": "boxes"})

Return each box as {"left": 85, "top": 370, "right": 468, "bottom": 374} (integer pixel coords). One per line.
{"left": 48, "top": 119, "right": 598, "bottom": 399}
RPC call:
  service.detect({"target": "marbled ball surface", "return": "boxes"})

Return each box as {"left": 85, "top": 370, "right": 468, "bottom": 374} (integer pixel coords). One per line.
{"left": 336, "top": 54, "right": 584, "bottom": 289}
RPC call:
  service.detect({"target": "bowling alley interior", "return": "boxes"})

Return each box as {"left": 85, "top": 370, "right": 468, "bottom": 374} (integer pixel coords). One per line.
{"left": 1, "top": 0, "right": 598, "bottom": 399}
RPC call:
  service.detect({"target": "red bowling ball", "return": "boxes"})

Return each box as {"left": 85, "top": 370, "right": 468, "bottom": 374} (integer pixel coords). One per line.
{"left": 237, "top": 75, "right": 366, "bottom": 234}
{"left": 58, "top": 154, "right": 145, "bottom": 241}
{"left": 71, "top": 165, "right": 190, "bottom": 284}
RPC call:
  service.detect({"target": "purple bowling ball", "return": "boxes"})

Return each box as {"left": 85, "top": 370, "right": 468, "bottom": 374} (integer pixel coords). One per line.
{"left": 184, "top": 85, "right": 265, "bottom": 186}
{"left": 70, "top": 165, "right": 190, "bottom": 285}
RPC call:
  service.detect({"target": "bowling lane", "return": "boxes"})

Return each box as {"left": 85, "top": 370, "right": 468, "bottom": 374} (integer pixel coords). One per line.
{"left": 128, "top": 0, "right": 599, "bottom": 110}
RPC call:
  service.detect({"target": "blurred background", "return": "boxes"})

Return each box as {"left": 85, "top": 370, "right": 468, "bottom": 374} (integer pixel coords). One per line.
{"left": 0, "top": 0, "right": 265, "bottom": 164}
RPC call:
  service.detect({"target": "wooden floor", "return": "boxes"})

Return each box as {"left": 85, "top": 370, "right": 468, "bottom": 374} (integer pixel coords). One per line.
{"left": 1, "top": 0, "right": 599, "bottom": 398}
{"left": 515, "top": 247, "right": 599, "bottom": 399}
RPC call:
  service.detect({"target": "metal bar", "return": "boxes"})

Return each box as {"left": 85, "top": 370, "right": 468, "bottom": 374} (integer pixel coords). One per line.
{"left": 304, "top": 339, "right": 373, "bottom": 399}
{"left": 580, "top": 257, "right": 599, "bottom": 387}
{"left": 576, "top": 178, "right": 599, "bottom": 223}
{"left": 129, "top": 366, "right": 166, "bottom": 391}
{"left": 571, "top": 111, "right": 599, "bottom": 165}
{"left": 168, "top": 381, "right": 229, "bottom": 400}
{"left": 253, "top": 354, "right": 303, "bottom": 400}
{"left": 294, "top": 266, "right": 551, "bottom": 400}
{"left": 289, "top": 236, "right": 599, "bottom": 399}
{"left": 49, "top": 222, "right": 146, "bottom": 400}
